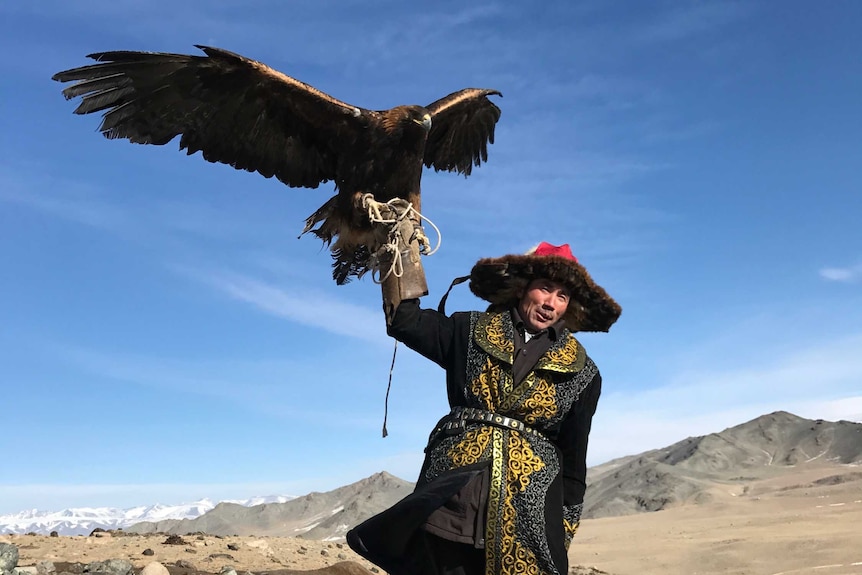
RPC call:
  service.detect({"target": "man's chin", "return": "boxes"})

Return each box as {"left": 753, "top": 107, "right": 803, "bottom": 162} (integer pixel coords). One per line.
{"left": 526, "top": 318, "right": 553, "bottom": 332}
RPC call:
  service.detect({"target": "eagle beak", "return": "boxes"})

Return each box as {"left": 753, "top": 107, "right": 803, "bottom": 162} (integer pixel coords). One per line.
{"left": 413, "top": 114, "right": 432, "bottom": 131}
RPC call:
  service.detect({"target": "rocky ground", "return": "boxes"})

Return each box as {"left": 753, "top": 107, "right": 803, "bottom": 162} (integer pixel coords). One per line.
{"left": 0, "top": 532, "right": 378, "bottom": 575}
{"left": 3, "top": 463, "right": 861, "bottom": 575}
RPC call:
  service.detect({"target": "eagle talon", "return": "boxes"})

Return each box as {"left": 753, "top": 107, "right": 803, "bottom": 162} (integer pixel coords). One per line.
{"left": 361, "top": 194, "right": 386, "bottom": 224}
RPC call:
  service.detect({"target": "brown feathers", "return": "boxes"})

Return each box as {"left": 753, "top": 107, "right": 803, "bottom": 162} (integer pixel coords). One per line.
{"left": 53, "top": 46, "right": 502, "bottom": 283}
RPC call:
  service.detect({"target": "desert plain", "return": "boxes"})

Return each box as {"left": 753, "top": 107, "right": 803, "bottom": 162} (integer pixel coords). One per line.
{"left": 4, "top": 463, "right": 860, "bottom": 575}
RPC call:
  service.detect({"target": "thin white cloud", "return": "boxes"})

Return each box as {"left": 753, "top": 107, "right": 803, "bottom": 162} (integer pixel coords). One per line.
{"left": 0, "top": 164, "right": 299, "bottom": 253}
{"left": 634, "top": 2, "right": 750, "bottom": 45}
{"left": 0, "top": 167, "right": 128, "bottom": 231}
{"left": 820, "top": 264, "right": 862, "bottom": 283}
{"left": 183, "top": 268, "right": 387, "bottom": 343}
{"left": 51, "top": 343, "right": 388, "bottom": 427}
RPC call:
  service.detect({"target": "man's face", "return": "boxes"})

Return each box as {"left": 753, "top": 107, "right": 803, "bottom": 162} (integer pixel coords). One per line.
{"left": 518, "top": 278, "right": 571, "bottom": 333}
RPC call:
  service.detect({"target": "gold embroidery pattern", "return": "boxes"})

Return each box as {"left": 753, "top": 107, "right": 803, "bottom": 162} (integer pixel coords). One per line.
{"left": 545, "top": 337, "right": 579, "bottom": 364}
{"left": 485, "top": 427, "right": 505, "bottom": 575}
{"left": 506, "top": 431, "right": 546, "bottom": 493}
{"left": 563, "top": 519, "right": 579, "bottom": 548}
{"left": 498, "top": 371, "right": 531, "bottom": 412}
{"left": 474, "top": 312, "right": 514, "bottom": 365}
{"left": 517, "top": 375, "right": 559, "bottom": 424}
{"left": 535, "top": 335, "right": 585, "bottom": 373}
{"left": 487, "top": 313, "right": 513, "bottom": 353}
{"left": 488, "top": 431, "right": 550, "bottom": 575}
{"left": 448, "top": 426, "right": 493, "bottom": 467}
{"left": 563, "top": 502, "right": 583, "bottom": 549}
{"left": 472, "top": 358, "right": 502, "bottom": 411}
{"left": 506, "top": 539, "right": 542, "bottom": 575}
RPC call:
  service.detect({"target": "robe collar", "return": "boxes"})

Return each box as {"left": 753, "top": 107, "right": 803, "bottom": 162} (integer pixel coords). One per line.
{"left": 474, "top": 311, "right": 587, "bottom": 373}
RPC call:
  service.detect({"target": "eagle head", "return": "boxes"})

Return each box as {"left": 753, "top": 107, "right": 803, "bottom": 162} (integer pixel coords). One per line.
{"left": 411, "top": 109, "right": 432, "bottom": 132}
{"left": 382, "top": 105, "right": 432, "bottom": 134}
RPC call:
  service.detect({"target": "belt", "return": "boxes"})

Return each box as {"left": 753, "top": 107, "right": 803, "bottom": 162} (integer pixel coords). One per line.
{"left": 442, "top": 406, "right": 545, "bottom": 439}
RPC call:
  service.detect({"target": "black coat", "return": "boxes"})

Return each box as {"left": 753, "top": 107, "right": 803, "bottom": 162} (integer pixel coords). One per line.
{"left": 348, "top": 300, "right": 601, "bottom": 575}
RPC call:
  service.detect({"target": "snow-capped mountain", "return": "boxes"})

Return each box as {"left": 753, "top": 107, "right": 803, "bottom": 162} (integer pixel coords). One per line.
{"left": 0, "top": 495, "right": 294, "bottom": 536}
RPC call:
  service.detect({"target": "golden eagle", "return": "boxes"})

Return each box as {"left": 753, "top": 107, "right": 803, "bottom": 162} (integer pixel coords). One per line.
{"left": 52, "top": 45, "right": 502, "bottom": 283}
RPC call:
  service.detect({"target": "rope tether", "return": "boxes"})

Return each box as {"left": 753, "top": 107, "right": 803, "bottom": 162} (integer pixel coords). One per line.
{"left": 361, "top": 194, "right": 442, "bottom": 284}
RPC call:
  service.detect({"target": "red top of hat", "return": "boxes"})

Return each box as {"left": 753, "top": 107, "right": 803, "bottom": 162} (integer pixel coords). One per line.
{"left": 533, "top": 241, "right": 578, "bottom": 263}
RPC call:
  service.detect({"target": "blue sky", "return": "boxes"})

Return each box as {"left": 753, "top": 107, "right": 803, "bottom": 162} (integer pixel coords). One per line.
{"left": 1, "top": 1, "right": 860, "bottom": 515}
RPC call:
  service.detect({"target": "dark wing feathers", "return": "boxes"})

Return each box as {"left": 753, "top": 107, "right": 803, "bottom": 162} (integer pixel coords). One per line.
{"left": 423, "top": 88, "right": 502, "bottom": 176}
{"left": 54, "top": 46, "right": 503, "bottom": 196}
{"left": 51, "top": 46, "right": 369, "bottom": 189}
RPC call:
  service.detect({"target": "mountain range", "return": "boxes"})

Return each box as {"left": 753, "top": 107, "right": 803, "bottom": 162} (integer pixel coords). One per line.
{"left": 583, "top": 410, "right": 862, "bottom": 517}
{"left": 0, "top": 495, "right": 293, "bottom": 536}
{"left": 125, "top": 471, "right": 413, "bottom": 541}
{"left": 4, "top": 411, "right": 860, "bottom": 540}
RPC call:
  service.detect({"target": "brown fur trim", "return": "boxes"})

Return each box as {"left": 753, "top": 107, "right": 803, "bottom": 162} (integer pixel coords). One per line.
{"left": 469, "top": 254, "right": 621, "bottom": 332}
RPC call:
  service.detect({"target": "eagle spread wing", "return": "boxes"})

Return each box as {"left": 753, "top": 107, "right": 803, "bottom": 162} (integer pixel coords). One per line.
{"left": 52, "top": 45, "right": 502, "bottom": 283}
{"left": 425, "top": 88, "right": 502, "bottom": 175}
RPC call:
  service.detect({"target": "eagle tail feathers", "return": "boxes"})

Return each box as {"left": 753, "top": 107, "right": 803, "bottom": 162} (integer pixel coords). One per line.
{"left": 331, "top": 244, "right": 372, "bottom": 285}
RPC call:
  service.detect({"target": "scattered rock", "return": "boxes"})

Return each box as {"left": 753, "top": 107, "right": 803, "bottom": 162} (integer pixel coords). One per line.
{"left": 0, "top": 544, "right": 20, "bottom": 571}
{"left": 207, "top": 554, "right": 234, "bottom": 561}
{"left": 569, "top": 567, "right": 611, "bottom": 575}
{"left": 161, "top": 537, "right": 186, "bottom": 546}
{"left": 5, "top": 533, "right": 380, "bottom": 575}
{"left": 83, "top": 559, "right": 133, "bottom": 575}
{"left": 139, "top": 563, "right": 169, "bottom": 575}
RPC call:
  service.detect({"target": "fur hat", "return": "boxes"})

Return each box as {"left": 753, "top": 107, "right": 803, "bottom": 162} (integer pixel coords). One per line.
{"left": 469, "top": 242, "right": 621, "bottom": 332}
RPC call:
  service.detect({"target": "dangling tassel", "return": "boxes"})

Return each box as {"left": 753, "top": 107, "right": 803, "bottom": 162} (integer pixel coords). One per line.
{"left": 381, "top": 339, "right": 398, "bottom": 438}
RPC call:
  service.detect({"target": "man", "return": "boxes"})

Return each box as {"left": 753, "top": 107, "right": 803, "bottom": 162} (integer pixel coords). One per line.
{"left": 347, "top": 242, "right": 621, "bottom": 575}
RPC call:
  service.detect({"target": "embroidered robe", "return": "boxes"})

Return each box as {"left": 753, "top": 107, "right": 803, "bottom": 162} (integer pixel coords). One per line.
{"left": 348, "top": 300, "right": 601, "bottom": 575}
